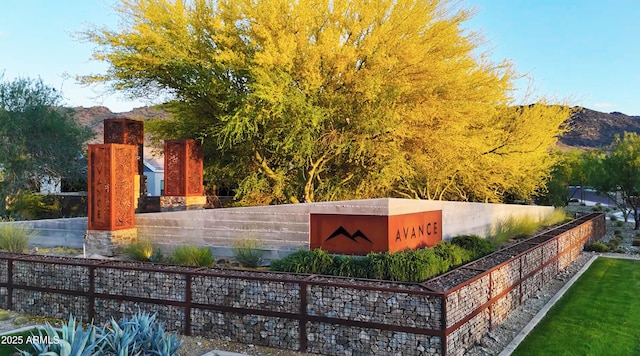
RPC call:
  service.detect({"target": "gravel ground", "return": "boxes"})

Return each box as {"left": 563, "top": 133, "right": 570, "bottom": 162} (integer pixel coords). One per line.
{"left": 2, "top": 203, "right": 633, "bottom": 356}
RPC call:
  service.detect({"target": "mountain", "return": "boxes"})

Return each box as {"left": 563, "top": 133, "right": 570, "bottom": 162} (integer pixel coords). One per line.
{"left": 559, "top": 107, "right": 640, "bottom": 149}
{"left": 72, "top": 105, "right": 640, "bottom": 150}
{"left": 72, "top": 106, "right": 170, "bottom": 144}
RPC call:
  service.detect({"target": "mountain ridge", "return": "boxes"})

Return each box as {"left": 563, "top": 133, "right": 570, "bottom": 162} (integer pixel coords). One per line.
{"left": 71, "top": 105, "right": 639, "bottom": 149}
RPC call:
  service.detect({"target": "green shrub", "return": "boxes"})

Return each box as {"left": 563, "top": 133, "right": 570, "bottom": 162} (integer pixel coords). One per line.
{"left": 584, "top": 241, "right": 609, "bottom": 252}
{"left": 616, "top": 221, "right": 625, "bottom": 228}
{"left": 543, "top": 208, "right": 571, "bottom": 226}
{"left": 330, "top": 255, "right": 372, "bottom": 278}
{"left": 614, "top": 230, "right": 622, "bottom": 236}
{"left": 124, "top": 239, "right": 157, "bottom": 262}
{"left": 269, "top": 249, "right": 334, "bottom": 274}
{"left": 632, "top": 238, "right": 640, "bottom": 247}
{"left": 0, "top": 310, "right": 10, "bottom": 321}
{"left": 610, "top": 215, "right": 618, "bottom": 222}
{"left": 432, "top": 241, "right": 473, "bottom": 267}
{"left": 450, "top": 235, "right": 493, "bottom": 257}
{"left": 232, "top": 239, "right": 265, "bottom": 268}
{"left": 488, "top": 215, "right": 540, "bottom": 247}
{"left": 169, "top": 245, "right": 213, "bottom": 267}
{"left": 0, "top": 221, "right": 34, "bottom": 253}
{"left": 608, "top": 236, "right": 624, "bottom": 249}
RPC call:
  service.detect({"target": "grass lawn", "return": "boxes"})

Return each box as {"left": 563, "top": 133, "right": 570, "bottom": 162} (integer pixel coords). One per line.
{"left": 514, "top": 257, "right": 640, "bottom": 355}
{"left": 0, "top": 328, "right": 37, "bottom": 355}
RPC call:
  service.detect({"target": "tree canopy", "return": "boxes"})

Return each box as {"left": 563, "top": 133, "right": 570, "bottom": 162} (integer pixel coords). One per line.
{"left": 588, "top": 132, "right": 640, "bottom": 229}
{"left": 0, "top": 76, "right": 94, "bottom": 213}
{"left": 80, "top": 0, "right": 571, "bottom": 205}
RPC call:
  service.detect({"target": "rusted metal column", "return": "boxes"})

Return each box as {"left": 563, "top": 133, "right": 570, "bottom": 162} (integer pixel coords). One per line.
{"left": 161, "top": 139, "right": 205, "bottom": 211}
{"left": 86, "top": 144, "right": 138, "bottom": 256}
{"left": 104, "top": 118, "right": 147, "bottom": 200}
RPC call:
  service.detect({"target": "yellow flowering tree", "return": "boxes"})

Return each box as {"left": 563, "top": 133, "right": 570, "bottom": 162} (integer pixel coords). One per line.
{"left": 80, "top": 0, "right": 570, "bottom": 204}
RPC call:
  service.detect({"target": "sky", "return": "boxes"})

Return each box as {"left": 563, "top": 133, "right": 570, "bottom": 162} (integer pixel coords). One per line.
{"left": 1, "top": 0, "right": 639, "bottom": 114}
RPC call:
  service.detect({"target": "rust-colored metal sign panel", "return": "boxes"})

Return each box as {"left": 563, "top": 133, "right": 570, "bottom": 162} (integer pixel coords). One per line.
{"left": 310, "top": 211, "right": 442, "bottom": 255}
{"left": 387, "top": 211, "right": 442, "bottom": 253}
{"left": 164, "top": 139, "right": 204, "bottom": 196}
{"left": 88, "top": 144, "right": 137, "bottom": 231}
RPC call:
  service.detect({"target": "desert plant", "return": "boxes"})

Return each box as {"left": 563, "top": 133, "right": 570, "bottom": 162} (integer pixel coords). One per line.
{"left": 610, "top": 215, "right": 618, "bottom": 222}
{"left": 488, "top": 215, "right": 540, "bottom": 247}
{"left": 0, "top": 220, "right": 34, "bottom": 253}
{"left": 0, "top": 310, "right": 10, "bottom": 321}
{"left": 542, "top": 208, "right": 571, "bottom": 226}
{"left": 450, "top": 235, "right": 494, "bottom": 257}
{"left": 102, "top": 311, "right": 182, "bottom": 356}
{"left": 269, "top": 249, "right": 334, "bottom": 274}
{"left": 615, "top": 221, "right": 625, "bottom": 228}
{"left": 432, "top": 241, "right": 473, "bottom": 268}
{"left": 169, "top": 245, "right": 213, "bottom": 267}
{"left": 18, "top": 314, "right": 105, "bottom": 356}
{"left": 584, "top": 241, "right": 609, "bottom": 252}
{"left": 232, "top": 239, "right": 265, "bottom": 268}
{"left": 632, "top": 238, "right": 640, "bottom": 246}
{"left": 124, "top": 239, "right": 157, "bottom": 262}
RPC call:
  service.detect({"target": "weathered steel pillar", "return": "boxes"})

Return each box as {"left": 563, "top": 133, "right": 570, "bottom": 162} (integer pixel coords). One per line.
{"left": 161, "top": 139, "right": 206, "bottom": 211}
{"left": 103, "top": 118, "right": 147, "bottom": 202}
{"left": 85, "top": 144, "right": 138, "bottom": 256}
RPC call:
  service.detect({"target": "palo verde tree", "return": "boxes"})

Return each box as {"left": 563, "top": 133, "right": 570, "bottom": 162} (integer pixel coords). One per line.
{"left": 589, "top": 132, "right": 640, "bottom": 229}
{"left": 0, "top": 75, "right": 94, "bottom": 215}
{"left": 80, "top": 0, "right": 570, "bottom": 205}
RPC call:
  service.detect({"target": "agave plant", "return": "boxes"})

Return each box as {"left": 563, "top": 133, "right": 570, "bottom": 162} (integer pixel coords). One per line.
{"left": 102, "top": 311, "right": 182, "bottom": 356}
{"left": 18, "top": 314, "right": 105, "bottom": 356}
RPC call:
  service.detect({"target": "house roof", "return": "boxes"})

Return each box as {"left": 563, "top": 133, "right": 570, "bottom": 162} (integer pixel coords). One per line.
{"left": 143, "top": 146, "right": 164, "bottom": 172}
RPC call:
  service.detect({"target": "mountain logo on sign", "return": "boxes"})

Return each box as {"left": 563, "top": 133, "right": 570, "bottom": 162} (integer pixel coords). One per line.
{"left": 324, "top": 226, "right": 373, "bottom": 244}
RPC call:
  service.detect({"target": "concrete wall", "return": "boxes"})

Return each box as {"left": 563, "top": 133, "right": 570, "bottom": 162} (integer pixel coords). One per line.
{"left": 6, "top": 198, "right": 554, "bottom": 257}
{"left": 135, "top": 198, "right": 554, "bottom": 258}
{"left": 4, "top": 217, "right": 86, "bottom": 249}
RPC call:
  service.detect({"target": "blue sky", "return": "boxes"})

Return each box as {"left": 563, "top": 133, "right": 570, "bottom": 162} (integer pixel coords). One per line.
{"left": 1, "top": 0, "right": 639, "bottom": 114}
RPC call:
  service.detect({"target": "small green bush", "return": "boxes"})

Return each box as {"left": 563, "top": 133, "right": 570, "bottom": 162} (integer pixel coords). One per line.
{"left": 270, "top": 242, "right": 478, "bottom": 283}
{"left": 614, "top": 229, "right": 622, "bottom": 236}
{"left": 584, "top": 242, "right": 609, "bottom": 252}
{"left": 124, "top": 239, "right": 157, "bottom": 262}
{"left": 232, "top": 239, "right": 265, "bottom": 268}
{"left": 0, "top": 221, "right": 34, "bottom": 253}
{"left": 613, "top": 247, "right": 627, "bottom": 254}
{"left": 632, "top": 238, "right": 640, "bottom": 247}
{"left": 169, "top": 245, "right": 213, "bottom": 267}
{"left": 616, "top": 221, "right": 625, "bottom": 228}
{"left": 269, "top": 249, "right": 334, "bottom": 274}
{"left": 0, "top": 310, "right": 10, "bottom": 321}
{"left": 610, "top": 215, "right": 618, "bottom": 222}
{"left": 450, "top": 235, "right": 493, "bottom": 257}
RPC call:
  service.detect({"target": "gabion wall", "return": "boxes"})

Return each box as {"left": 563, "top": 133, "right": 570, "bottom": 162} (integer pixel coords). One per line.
{"left": 0, "top": 213, "right": 604, "bottom": 355}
